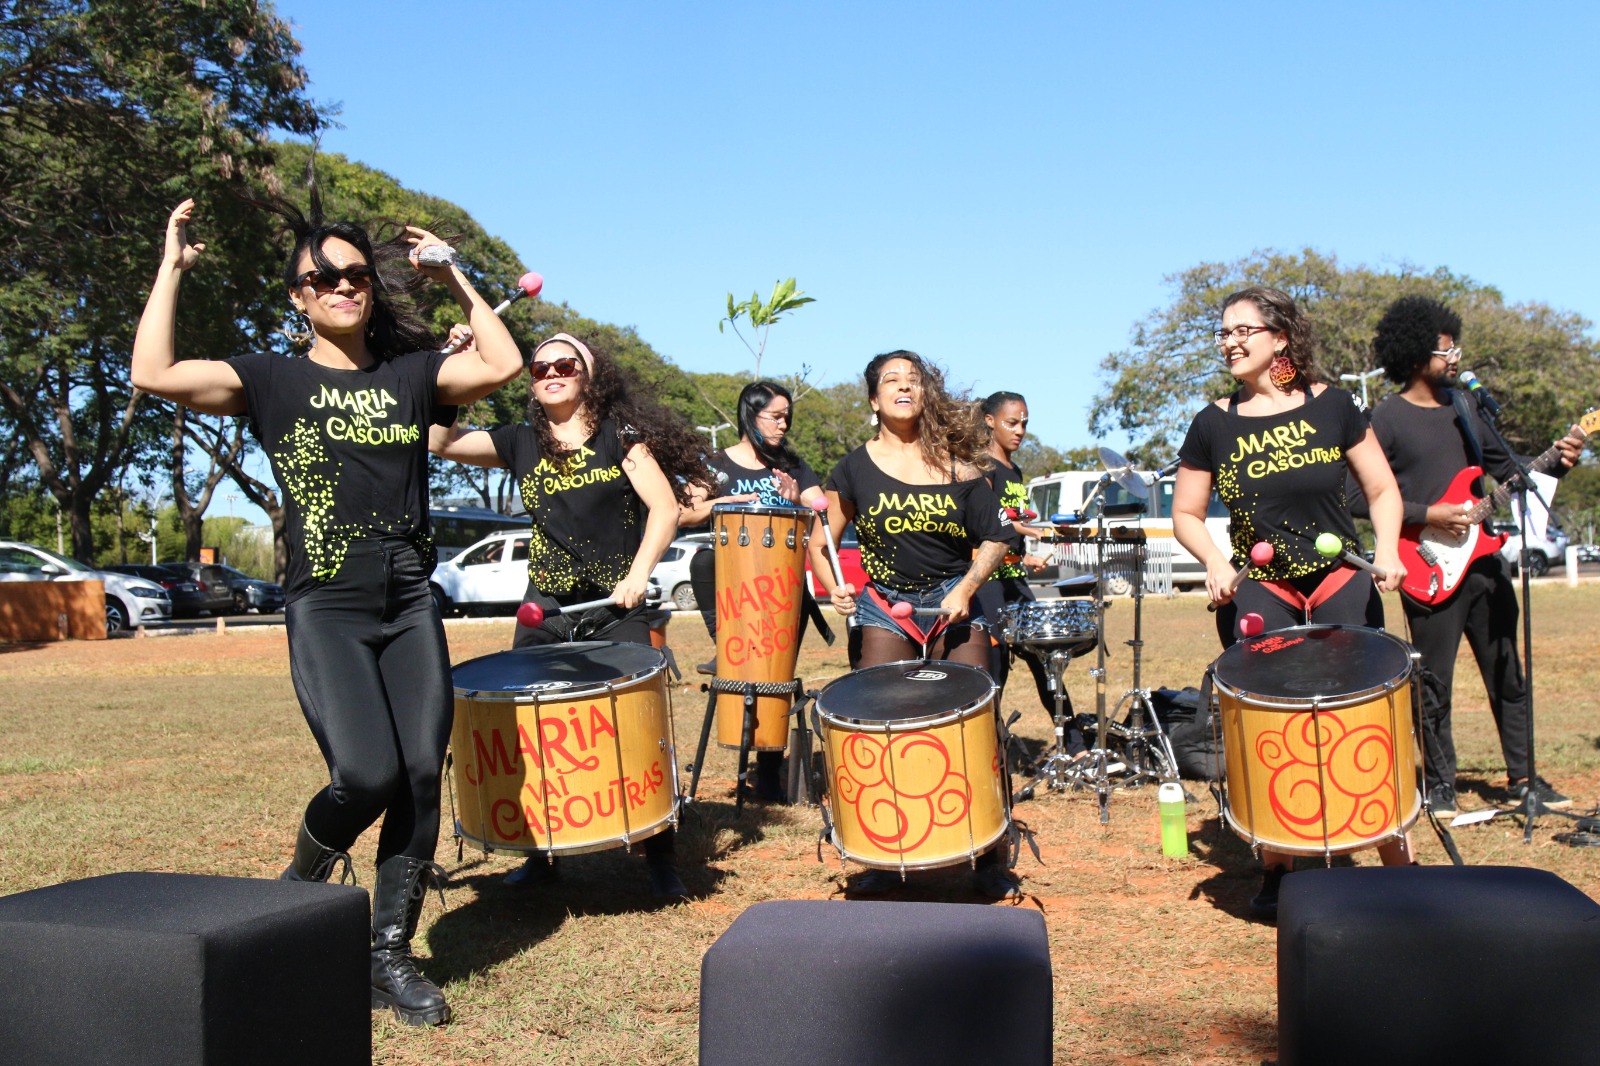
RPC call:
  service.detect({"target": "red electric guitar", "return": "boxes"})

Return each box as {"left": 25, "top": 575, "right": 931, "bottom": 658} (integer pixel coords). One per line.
{"left": 1397, "top": 409, "right": 1597, "bottom": 606}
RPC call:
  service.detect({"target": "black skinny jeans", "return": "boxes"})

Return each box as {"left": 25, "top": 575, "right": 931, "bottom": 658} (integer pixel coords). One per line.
{"left": 286, "top": 540, "right": 453, "bottom": 864}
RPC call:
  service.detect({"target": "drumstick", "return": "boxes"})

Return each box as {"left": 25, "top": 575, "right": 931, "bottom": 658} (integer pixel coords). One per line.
{"left": 516, "top": 596, "right": 617, "bottom": 628}
{"left": 807, "top": 495, "right": 849, "bottom": 593}
{"left": 1314, "top": 532, "right": 1388, "bottom": 580}
{"left": 888, "top": 602, "right": 951, "bottom": 619}
{"left": 439, "top": 271, "right": 545, "bottom": 355}
{"left": 1239, "top": 612, "right": 1265, "bottom": 638}
{"left": 1206, "top": 541, "right": 1274, "bottom": 613}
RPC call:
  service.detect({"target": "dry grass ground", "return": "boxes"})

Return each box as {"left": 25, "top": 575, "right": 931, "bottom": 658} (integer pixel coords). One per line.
{"left": 4, "top": 584, "right": 1600, "bottom": 1065}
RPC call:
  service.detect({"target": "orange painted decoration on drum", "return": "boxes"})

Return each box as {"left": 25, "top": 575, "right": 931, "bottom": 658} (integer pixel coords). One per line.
{"left": 712, "top": 505, "right": 811, "bottom": 751}
{"left": 835, "top": 731, "right": 974, "bottom": 854}
{"left": 1257, "top": 710, "right": 1400, "bottom": 843}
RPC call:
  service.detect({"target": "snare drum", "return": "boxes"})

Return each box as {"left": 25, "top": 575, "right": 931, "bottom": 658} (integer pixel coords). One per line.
{"left": 450, "top": 642, "right": 679, "bottom": 855}
{"left": 1211, "top": 625, "right": 1420, "bottom": 856}
{"left": 999, "top": 599, "right": 1099, "bottom": 652}
{"left": 712, "top": 503, "right": 811, "bottom": 751}
{"left": 816, "top": 661, "right": 1008, "bottom": 871}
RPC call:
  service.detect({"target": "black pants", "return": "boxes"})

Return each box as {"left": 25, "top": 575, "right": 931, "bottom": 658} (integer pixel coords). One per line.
{"left": 1402, "top": 555, "right": 1530, "bottom": 785}
{"left": 1215, "top": 567, "right": 1384, "bottom": 648}
{"left": 286, "top": 540, "right": 452, "bottom": 864}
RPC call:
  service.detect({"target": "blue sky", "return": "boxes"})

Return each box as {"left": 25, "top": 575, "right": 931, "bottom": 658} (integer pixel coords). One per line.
{"left": 242, "top": 2, "right": 1597, "bottom": 519}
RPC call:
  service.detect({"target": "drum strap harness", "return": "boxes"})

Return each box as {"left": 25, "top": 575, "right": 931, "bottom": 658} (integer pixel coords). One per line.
{"left": 1255, "top": 564, "right": 1360, "bottom": 622}
{"left": 864, "top": 584, "right": 949, "bottom": 650}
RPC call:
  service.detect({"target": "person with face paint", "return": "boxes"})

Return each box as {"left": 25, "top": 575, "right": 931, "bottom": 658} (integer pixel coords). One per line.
{"left": 1351, "top": 296, "right": 1584, "bottom": 820}
{"left": 679, "top": 380, "right": 822, "bottom": 801}
{"left": 810, "top": 350, "right": 1016, "bottom": 899}
{"left": 131, "top": 192, "right": 524, "bottom": 1026}
{"left": 1170, "top": 285, "right": 1411, "bottom": 919}
{"left": 971, "top": 391, "right": 1084, "bottom": 757}
{"left": 430, "top": 331, "right": 711, "bottom": 898}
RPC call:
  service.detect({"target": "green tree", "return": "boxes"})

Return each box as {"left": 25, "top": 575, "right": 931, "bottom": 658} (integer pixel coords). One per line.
{"left": 1090, "top": 249, "right": 1598, "bottom": 464}
{"left": 0, "top": 0, "right": 319, "bottom": 561}
{"left": 718, "top": 278, "right": 814, "bottom": 381}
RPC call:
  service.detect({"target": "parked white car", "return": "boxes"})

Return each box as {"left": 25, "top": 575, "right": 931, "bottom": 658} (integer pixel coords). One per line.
{"left": 0, "top": 540, "right": 172, "bottom": 635}
{"left": 1500, "top": 523, "right": 1570, "bottom": 578}
{"left": 429, "top": 530, "right": 661, "bottom": 616}
{"left": 652, "top": 535, "right": 711, "bottom": 611}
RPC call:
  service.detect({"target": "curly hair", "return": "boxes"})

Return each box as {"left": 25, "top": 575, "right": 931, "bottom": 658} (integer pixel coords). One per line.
{"left": 527, "top": 334, "right": 711, "bottom": 505}
{"left": 1373, "top": 295, "right": 1463, "bottom": 385}
{"left": 247, "top": 154, "right": 439, "bottom": 358}
{"left": 736, "top": 381, "right": 803, "bottom": 472}
{"left": 1223, "top": 286, "right": 1321, "bottom": 386}
{"left": 864, "top": 350, "right": 987, "bottom": 472}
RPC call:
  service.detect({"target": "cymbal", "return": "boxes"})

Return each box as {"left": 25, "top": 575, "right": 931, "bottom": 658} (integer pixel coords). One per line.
{"left": 1098, "top": 446, "right": 1149, "bottom": 499}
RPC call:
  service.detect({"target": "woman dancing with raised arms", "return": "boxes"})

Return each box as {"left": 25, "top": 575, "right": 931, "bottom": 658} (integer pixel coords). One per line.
{"left": 808, "top": 350, "right": 1016, "bottom": 898}
{"left": 430, "top": 331, "right": 710, "bottom": 897}
{"left": 1169, "top": 285, "right": 1408, "bottom": 918}
{"left": 131, "top": 196, "right": 523, "bottom": 1026}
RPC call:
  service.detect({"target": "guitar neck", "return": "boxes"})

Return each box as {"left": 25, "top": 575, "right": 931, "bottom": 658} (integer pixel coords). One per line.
{"left": 1466, "top": 439, "right": 1569, "bottom": 523}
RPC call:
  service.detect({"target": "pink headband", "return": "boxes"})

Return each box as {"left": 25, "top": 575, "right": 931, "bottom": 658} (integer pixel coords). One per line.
{"left": 531, "top": 333, "right": 594, "bottom": 375}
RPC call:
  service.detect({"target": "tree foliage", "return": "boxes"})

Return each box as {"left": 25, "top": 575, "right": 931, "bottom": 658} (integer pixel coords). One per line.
{"left": 1090, "top": 249, "right": 1600, "bottom": 470}
{"left": 718, "top": 277, "right": 813, "bottom": 380}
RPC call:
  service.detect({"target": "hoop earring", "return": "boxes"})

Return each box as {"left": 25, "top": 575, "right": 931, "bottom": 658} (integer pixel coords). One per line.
{"left": 1269, "top": 353, "right": 1297, "bottom": 389}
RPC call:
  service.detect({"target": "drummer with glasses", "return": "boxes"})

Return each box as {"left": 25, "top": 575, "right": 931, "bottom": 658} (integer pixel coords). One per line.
{"left": 1170, "top": 286, "right": 1412, "bottom": 919}
{"left": 810, "top": 350, "right": 1017, "bottom": 899}
{"left": 679, "top": 381, "right": 822, "bottom": 801}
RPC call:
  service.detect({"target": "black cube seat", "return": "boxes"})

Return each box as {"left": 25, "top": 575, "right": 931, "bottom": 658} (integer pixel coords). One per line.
{"left": 0, "top": 872, "right": 370, "bottom": 1066}
{"left": 1278, "top": 865, "right": 1600, "bottom": 1066}
{"left": 700, "top": 899, "right": 1052, "bottom": 1066}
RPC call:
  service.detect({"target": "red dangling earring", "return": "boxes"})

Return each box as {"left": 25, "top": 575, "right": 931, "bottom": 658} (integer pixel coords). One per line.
{"left": 1269, "top": 352, "right": 1297, "bottom": 389}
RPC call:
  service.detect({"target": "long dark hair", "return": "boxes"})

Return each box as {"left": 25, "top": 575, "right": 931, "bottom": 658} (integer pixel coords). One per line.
{"left": 249, "top": 155, "right": 438, "bottom": 357}
{"left": 1222, "top": 285, "right": 1321, "bottom": 386}
{"left": 737, "top": 381, "right": 802, "bottom": 471}
{"left": 529, "top": 334, "right": 710, "bottom": 505}
{"left": 864, "top": 350, "right": 986, "bottom": 472}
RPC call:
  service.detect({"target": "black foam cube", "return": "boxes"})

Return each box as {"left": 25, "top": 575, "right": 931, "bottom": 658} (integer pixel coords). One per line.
{"left": 700, "top": 899, "right": 1051, "bottom": 1066}
{"left": 0, "top": 872, "right": 370, "bottom": 1066}
{"left": 1278, "top": 865, "right": 1600, "bottom": 1066}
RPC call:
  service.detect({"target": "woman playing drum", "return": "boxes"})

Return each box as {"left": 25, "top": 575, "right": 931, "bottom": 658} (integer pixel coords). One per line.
{"left": 131, "top": 193, "right": 524, "bottom": 1026}
{"left": 809, "top": 350, "right": 1016, "bottom": 898}
{"left": 430, "top": 331, "right": 710, "bottom": 898}
{"left": 1170, "top": 285, "right": 1410, "bottom": 917}
{"left": 972, "top": 390, "right": 1084, "bottom": 756}
{"left": 679, "top": 380, "right": 821, "bottom": 801}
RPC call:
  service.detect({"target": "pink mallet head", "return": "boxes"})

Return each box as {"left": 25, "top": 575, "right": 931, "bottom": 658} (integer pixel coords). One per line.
{"left": 1249, "top": 541, "right": 1274, "bottom": 567}
{"left": 516, "top": 602, "right": 545, "bottom": 628}
{"left": 889, "top": 601, "right": 913, "bottom": 620}
{"left": 1239, "top": 612, "right": 1265, "bottom": 638}
{"left": 807, "top": 494, "right": 829, "bottom": 513}
{"left": 518, "top": 272, "right": 544, "bottom": 298}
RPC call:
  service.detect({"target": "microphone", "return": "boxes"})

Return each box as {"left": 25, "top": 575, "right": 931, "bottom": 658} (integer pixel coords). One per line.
{"left": 1457, "top": 370, "right": 1502, "bottom": 419}
{"left": 1153, "top": 457, "right": 1181, "bottom": 479}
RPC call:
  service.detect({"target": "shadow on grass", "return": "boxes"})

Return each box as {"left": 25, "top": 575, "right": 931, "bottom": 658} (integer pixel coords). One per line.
{"left": 0, "top": 641, "right": 53, "bottom": 654}
{"left": 1189, "top": 813, "right": 1365, "bottom": 924}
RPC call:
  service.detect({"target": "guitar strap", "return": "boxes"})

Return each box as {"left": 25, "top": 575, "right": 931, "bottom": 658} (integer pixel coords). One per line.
{"left": 1447, "top": 387, "right": 1486, "bottom": 470}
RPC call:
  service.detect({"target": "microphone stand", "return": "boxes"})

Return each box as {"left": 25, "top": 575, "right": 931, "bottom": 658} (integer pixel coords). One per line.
{"left": 1467, "top": 393, "right": 1578, "bottom": 842}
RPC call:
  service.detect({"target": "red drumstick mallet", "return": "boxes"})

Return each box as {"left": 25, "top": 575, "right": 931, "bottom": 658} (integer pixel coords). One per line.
{"left": 807, "top": 495, "right": 849, "bottom": 593}
{"left": 1207, "top": 541, "right": 1274, "bottom": 613}
{"left": 515, "top": 595, "right": 617, "bottom": 629}
{"left": 1239, "top": 612, "right": 1266, "bottom": 638}
{"left": 441, "top": 271, "right": 545, "bottom": 355}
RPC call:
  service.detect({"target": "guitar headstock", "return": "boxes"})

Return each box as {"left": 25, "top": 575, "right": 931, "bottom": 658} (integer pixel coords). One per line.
{"left": 1577, "top": 409, "right": 1600, "bottom": 440}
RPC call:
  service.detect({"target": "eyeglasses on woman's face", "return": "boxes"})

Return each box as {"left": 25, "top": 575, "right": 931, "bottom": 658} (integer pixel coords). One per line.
{"left": 1213, "top": 324, "right": 1275, "bottom": 345}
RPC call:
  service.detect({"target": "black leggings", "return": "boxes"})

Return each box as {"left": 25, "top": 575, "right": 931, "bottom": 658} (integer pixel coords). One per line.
{"left": 286, "top": 540, "right": 453, "bottom": 864}
{"left": 1215, "top": 567, "right": 1383, "bottom": 648}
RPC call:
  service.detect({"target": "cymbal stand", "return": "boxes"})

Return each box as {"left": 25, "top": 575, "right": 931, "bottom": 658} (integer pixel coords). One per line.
{"left": 1011, "top": 643, "right": 1085, "bottom": 802}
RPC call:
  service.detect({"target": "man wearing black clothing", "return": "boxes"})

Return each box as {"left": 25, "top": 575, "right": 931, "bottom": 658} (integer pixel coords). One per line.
{"left": 1356, "top": 296, "right": 1583, "bottom": 815}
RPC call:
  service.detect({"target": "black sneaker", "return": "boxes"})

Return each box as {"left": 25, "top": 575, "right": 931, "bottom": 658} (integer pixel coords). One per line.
{"left": 1250, "top": 867, "right": 1289, "bottom": 919}
{"left": 1427, "top": 782, "right": 1458, "bottom": 818}
{"left": 696, "top": 657, "right": 717, "bottom": 676}
{"left": 504, "top": 855, "right": 561, "bottom": 887}
{"left": 1511, "top": 776, "right": 1572, "bottom": 810}
{"left": 972, "top": 863, "right": 1022, "bottom": 901}
{"left": 848, "top": 869, "right": 903, "bottom": 896}
{"left": 647, "top": 862, "right": 689, "bottom": 901}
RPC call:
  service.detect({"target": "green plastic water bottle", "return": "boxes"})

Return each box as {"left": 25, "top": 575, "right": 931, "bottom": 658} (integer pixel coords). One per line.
{"left": 1159, "top": 782, "right": 1188, "bottom": 858}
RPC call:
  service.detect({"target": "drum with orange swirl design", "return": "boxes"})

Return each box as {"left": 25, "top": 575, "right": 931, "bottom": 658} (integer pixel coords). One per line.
{"left": 815, "top": 660, "right": 1008, "bottom": 871}
{"left": 1211, "top": 625, "right": 1420, "bottom": 856}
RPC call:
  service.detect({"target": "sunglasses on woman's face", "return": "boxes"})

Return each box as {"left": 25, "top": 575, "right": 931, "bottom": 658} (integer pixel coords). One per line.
{"left": 294, "top": 265, "right": 374, "bottom": 294}
{"left": 530, "top": 356, "right": 584, "bottom": 381}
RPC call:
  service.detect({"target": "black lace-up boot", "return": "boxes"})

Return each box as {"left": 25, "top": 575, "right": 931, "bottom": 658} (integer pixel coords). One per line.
{"left": 369, "top": 855, "right": 451, "bottom": 1026}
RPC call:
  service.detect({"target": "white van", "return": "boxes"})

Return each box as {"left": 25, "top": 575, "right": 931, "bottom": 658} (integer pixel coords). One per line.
{"left": 1020, "top": 470, "right": 1231, "bottom": 592}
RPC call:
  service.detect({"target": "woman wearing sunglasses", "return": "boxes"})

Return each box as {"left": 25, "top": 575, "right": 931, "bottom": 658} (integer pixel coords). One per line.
{"left": 678, "top": 380, "right": 822, "bottom": 801}
{"left": 131, "top": 194, "right": 523, "bottom": 1027}
{"left": 1169, "top": 284, "right": 1410, "bottom": 918}
{"left": 430, "top": 331, "right": 710, "bottom": 898}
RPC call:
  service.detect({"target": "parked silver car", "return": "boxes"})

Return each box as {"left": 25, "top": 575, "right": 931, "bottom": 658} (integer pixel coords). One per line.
{"left": 0, "top": 541, "right": 171, "bottom": 634}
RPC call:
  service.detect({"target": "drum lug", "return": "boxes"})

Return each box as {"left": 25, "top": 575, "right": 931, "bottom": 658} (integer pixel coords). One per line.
{"left": 738, "top": 525, "right": 750, "bottom": 547}
{"left": 719, "top": 527, "right": 728, "bottom": 546}
{"left": 786, "top": 528, "right": 797, "bottom": 549}
{"left": 763, "top": 527, "right": 774, "bottom": 548}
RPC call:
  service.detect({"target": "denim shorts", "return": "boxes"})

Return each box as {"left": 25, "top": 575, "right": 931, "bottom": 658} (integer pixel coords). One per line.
{"left": 854, "top": 575, "right": 990, "bottom": 637}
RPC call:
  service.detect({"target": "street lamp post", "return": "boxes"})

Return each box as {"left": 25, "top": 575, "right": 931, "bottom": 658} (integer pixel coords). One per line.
{"left": 1339, "top": 368, "right": 1385, "bottom": 409}
{"left": 695, "top": 422, "right": 733, "bottom": 451}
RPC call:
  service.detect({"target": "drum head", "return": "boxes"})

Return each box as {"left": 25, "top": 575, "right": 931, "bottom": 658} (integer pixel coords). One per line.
{"left": 710, "top": 502, "right": 812, "bottom": 518}
{"left": 817, "top": 660, "right": 994, "bottom": 725}
{"left": 453, "top": 641, "right": 664, "bottom": 696}
{"left": 1213, "top": 625, "right": 1411, "bottom": 699}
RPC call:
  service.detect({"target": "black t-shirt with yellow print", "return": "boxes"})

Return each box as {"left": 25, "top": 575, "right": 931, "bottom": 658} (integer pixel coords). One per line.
{"left": 228, "top": 350, "right": 449, "bottom": 600}
{"left": 825, "top": 445, "right": 1006, "bottom": 594}
{"left": 488, "top": 419, "right": 642, "bottom": 598}
{"left": 1177, "top": 385, "right": 1367, "bottom": 580}
{"left": 983, "top": 458, "right": 1030, "bottom": 580}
